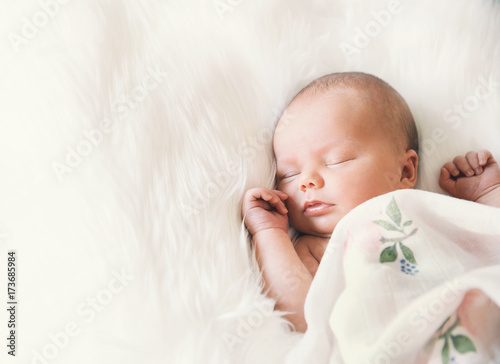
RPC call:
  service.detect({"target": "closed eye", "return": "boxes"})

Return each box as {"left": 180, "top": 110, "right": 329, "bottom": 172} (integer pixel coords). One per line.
{"left": 327, "top": 158, "right": 355, "bottom": 167}
{"left": 282, "top": 173, "right": 299, "bottom": 180}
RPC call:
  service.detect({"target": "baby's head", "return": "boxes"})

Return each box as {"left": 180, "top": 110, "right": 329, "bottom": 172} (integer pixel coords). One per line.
{"left": 273, "top": 72, "right": 419, "bottom": 238}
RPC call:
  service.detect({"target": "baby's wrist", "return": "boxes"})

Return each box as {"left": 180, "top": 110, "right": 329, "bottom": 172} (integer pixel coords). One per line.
{"left": 475, "top": 185, "right": 500, "bottom": 208}
{"left": 252, "top": 227, "right": 289, "bottom": 241}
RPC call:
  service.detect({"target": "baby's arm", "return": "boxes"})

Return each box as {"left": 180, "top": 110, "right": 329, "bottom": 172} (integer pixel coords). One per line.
{"left": 294, "top": 235, "right": 330, "bottom": 278}
{"left": 253, "top": 229, "right": 311, "bottom": 332}
{"left": 242, "top": 188, "right": 312, "bottom": 333}
{"left": 439, "top": 150, "right": 500, "bottom": 207}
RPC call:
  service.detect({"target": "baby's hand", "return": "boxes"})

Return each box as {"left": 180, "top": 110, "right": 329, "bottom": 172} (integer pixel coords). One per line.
{"left": 241, "top": 188, "right": 289, "bottom": 236}
{"left": 439, "top": 150, "right": 500, "bottom": 205}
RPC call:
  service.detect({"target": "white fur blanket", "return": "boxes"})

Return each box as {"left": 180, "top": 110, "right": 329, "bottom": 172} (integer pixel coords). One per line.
{"left": 288, "top": 189, "right": 500, "bottom": 364}
{"left": 0, "top": 0, "right": 499, "bottom": 363}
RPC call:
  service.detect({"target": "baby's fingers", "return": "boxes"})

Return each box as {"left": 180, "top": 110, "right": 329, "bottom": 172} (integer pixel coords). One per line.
{"left": 453, "top": 155, "right": 474, "bottom": 177}
{"left": 439, "top": 167, "right": 456, "bottom": 194}
{"left": 272, "top": 190, "right": 288, "bottom": 200}
{"left": 443, "top": 161, "right": 460, "bottom": 177}
{"left": 478, "top": 149, "right": 493, "bottom": 166}
{"left": 465, "top": 151, "right": 482, "bottom": 175}
{"left": 261, "top": 190, "right": 288, "bottom": 214}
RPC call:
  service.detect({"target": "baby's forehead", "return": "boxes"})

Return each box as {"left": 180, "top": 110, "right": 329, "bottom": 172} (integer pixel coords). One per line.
{"left": 273, "top": 91, "right": 391, "bottom": 154}
{"left": 275, "top": 88, "right": 383, "bottom": 131}
{"left": 287, "top": 87, "right": 381, "bottom": 117}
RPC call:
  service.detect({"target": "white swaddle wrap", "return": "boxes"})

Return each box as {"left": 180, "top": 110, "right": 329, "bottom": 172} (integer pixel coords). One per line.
{"left": 287, "top": 189, "right": 500, "bottom": 364}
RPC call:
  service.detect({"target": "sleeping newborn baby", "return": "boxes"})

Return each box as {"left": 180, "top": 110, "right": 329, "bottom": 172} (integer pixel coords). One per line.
{"left": 241, "top": 72, "right": 500, "bottom": 333}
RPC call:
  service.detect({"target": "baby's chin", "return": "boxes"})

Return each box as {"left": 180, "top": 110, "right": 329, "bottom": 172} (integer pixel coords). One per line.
{"left": 291, "top": 216, "right": 338, "bottom": 238}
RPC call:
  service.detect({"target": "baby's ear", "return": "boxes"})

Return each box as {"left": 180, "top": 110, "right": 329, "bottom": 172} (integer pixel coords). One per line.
{"left": 400, "top": 149, "right": 418, "bottom": 188}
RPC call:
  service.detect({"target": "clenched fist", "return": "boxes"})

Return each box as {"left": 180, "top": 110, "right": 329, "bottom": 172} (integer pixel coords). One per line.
{"left": 439, "top": 150, "right": 500, "bottom": 204}
{"left": 241, "top": 188, "right": 289, "bottom": 236}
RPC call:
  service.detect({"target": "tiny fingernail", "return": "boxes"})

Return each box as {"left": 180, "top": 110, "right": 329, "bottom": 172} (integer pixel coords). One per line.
{"left": 475, "top": 168, "right": 481, "bottom": 174}
{"left": 466, "top": 170, "right": 473, "bottom": 176}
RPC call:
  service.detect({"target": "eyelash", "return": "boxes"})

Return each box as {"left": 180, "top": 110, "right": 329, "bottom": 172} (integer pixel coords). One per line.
{"left": 327, "top": 158, "right": 354, "bottom": 167}
{"left": 279, "top": 159, "right": 354, "bottom": 181}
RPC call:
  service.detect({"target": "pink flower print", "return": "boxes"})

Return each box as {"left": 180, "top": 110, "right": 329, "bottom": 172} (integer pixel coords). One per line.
{"left": 343, "top": 223, "right": 382, "bottom": 261}
{"left": 343, "top": 231, "right": 355, "bottom": 258}
{"left": 357, "top": 223, "right": 383, "bottom": 254}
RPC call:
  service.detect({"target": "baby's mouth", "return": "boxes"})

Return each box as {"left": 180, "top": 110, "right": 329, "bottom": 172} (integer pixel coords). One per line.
{"left": 303, "top": 201, "right": 335, "bottom": 216}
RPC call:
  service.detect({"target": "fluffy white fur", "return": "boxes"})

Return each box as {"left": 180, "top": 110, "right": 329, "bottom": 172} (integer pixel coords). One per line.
{"left": 0, "top": 0, "right": 499, "bottom": 363}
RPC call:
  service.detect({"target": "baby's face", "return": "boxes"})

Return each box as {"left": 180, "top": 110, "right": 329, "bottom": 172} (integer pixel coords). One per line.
{"left": 274, "top": 89, "right": 409, "bottom": 238}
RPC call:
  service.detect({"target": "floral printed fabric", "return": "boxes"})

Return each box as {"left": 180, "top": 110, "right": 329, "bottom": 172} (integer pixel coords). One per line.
{"left": 285, "top": 189, "right": 500, "bottom": 364}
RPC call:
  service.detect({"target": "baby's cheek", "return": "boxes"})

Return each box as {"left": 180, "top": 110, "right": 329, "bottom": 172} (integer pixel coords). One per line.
{"left": 286, "top": 203, "right": 304, "bottom": 229}
{"left": 286, "top": 212, "right": 300, "bottom": 232}
{"left": 283, "top": 192, "right": 299, "bottom": 210}
{"left": 286, "top": 202, "right": 300, "bottom": 221}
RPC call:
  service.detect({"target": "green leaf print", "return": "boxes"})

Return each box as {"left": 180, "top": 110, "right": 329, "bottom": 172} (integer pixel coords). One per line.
{"left": 373, "top": 220, "right": 400, "bottom": 231}
{"left": 451, "top": 334, "right": 477, "bottom": 354}
{"left": 436, "top": 316, "right": 477, "bottom": 363}
{"left": 386, "top": 197, "right": 402, "bottom": 226}
{"left": 441, "top": 336, "right": 450, "bottom": 364}
{"left": 407, "top": 228, "right": 418, "bottom": 237}
{"left": 380, "top": 244, "right": 397, "bottom": 263}
{"left": 375, "top": 198, "right": 419, "bottom": 272}
{"left": 399, "top": 242, "right": 417, "bottom": 264}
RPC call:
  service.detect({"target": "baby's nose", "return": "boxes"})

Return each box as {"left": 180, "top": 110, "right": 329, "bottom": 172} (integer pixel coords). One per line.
{"left": 299, "top": 172, "right": 324, "bottom": 191}
{"left": 300, "top": 181, "right": 317, "bottom": 191}
{"left": 298, "top": 168, "right": 324, "bottom": 191}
